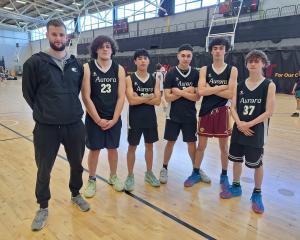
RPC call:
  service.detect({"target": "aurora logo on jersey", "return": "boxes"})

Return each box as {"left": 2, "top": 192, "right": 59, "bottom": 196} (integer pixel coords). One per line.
{"left": 95, "top": 77, "right": 117, "bottom": 83}
{"left": 92, "top": 72, "right": 97, "bottom": 77}
{"left": 178, "top": 81, "right": 193, "bottom": 88}
{"left": 136, "top": 86, "right": 153, "bottom": 93}
{"left": 208, "top": 78, "right": 228, "bottom": 85}
{"left": 240, "top": 97, "right": 262, "bottom": 104}
{"left": 239, "top": 90, "right": 244, "bottom": 95}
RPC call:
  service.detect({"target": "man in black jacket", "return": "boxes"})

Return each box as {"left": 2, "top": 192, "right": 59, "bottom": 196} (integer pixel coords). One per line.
{"left": 22, "top": 19, "right": 90, "bottom": 231}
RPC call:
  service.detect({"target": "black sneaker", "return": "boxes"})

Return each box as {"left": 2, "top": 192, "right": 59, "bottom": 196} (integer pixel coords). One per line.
{"left": 291, "top": 112, "right": 299, "bottom": 117}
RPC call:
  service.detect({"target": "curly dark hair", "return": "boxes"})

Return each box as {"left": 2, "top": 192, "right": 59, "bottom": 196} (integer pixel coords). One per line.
{"left": 208, "top": 37, "right": 231, "bottom": 52}
{"left": 90, "top": 35, "right": 118, "bottom": 59}
{"left": 245, "top": 50, "right": 270, "bottom": 67}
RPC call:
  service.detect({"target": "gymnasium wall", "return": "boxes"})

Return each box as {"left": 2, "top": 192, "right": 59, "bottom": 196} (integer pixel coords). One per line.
{"left": 261, "top": 0, "right": 300, "bottom": 10}
{"left": 24, "top": 0, "right": 300, "bottom": 66}
{"left": 75, "top": 14, "right": 300, "bottom": 54}
{"left": 0, "top": 29, "right": 31, "bottom": 72}
{"left": 110, "top": 49, "right": 300, "bottom": 94}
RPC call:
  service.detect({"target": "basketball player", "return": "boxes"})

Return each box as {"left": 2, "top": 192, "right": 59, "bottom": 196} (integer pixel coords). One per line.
{"left": 81, "top": 35, "right": 126, "bottom": 197}
{"left": 124, "top": 49, "right": 161, "bottom": 192}
{"left": 220, "top": 50, "right": 276, "bottom": 214}
{"left": 155, "top": 63, "right": 168, "bottom": 111}
{"left": 192, "top": 37, "right": 238, "bottom": 188}
{"left": 22, "top": 19, "right": 90, "bottom": 231}
{"left": 291, "top": 76, "right": 300, "bottom": 117}
{"left": 159, "top": 44, "right": 200, "bottom": 185}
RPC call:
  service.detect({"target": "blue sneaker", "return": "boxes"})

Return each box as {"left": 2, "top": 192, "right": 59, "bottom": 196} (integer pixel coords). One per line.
{"left": 220, "top": 185, "right": 242, "bottom": 199}
{"left": 251, "top": 192, "right": 264, "bottom": 214}
{"left": 220, "top": 174, "right": 230, "bottom": 190}
{"left": 184, "top": 172, "right": 201, "bottom": 187}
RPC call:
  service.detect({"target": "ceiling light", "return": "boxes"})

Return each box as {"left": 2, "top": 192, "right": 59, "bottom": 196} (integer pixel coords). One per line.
{"left": 4, "top": 6, "right": 14, "bottom": 10}
{"left": 72, "top": 2, "right": 81, "bottom": 6}
{"left": 41, "top": 14, "right": 49, "bottom": 17}
{"left": 16, "top": 0, "right": 27, "bottom": 4}
{"left": 56, "top": 9, "right": 64, "bottom": 12}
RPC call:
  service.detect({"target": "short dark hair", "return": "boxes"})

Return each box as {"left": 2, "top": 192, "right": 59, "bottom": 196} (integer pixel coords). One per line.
{"left": 156, "top": 63, "right": 162, "bottom": 70}
{"left": 178, "top": 44, "right": 193, "bottom": 53}
{"left": 90, "top": 35, "right": 118, "bottom": 59}
{"left": 208, "top": 37, "right": 231, "bottom": 52}
{"left": 133, "top": 49, "right": 150, "bottom": 60}
{"left": 46, "top": 19, "right": 66, "bottom": 31}
{"left": 245, "top": 50, "right": 270, "bottom": 67}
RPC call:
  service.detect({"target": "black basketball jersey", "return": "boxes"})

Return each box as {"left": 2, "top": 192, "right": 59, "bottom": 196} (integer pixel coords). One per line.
{"left": 164, "top": 66, "right": 199, "bottom": 123}
{"left": 199, "top": 64, "right": 232, "bottom": 117}
{"left": 88, "top": 60, "right": 119, "bottom": 120}
{"left": 128, "top": 73, "right": 157, "bottom": 129}
{"left": 231, "top": 78, "right": 272, "bottom": 148}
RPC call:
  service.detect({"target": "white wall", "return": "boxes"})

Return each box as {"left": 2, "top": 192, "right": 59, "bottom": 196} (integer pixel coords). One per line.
{"left": 0, "top": 29, "right": 31, "bottom": 71}
{"left": 261, "top": 0, "right": 300, "bottom": 10}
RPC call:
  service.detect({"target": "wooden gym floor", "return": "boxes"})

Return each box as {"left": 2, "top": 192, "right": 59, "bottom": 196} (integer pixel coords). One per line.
{"left": 0, "top": 79, "right": 299, "bottom": 240}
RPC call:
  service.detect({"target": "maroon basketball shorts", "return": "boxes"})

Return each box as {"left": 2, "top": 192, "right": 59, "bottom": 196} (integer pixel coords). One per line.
{"left": 198, "top": 106, "right": 232, "bottom": 138}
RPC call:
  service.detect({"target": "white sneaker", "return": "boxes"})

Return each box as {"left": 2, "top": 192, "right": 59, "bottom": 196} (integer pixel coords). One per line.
{"left": 159, "top": 168, "right": 168, "bottom": 184}
{"left": 199, "top": 169, "right": 211, "bottom": 183}
{"left": 84, "top": 179, "right": 96, "bottom": 198}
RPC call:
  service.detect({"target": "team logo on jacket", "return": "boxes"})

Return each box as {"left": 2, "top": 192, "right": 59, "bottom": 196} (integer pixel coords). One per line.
{"left": 71, "top": 68, "right": 78, "bottom": 72}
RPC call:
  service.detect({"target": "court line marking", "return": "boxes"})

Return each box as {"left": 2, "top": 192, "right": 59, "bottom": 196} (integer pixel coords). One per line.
{"left": 0, "top": 119, "right": 19, "bottom": 128}
{"left": 0, "top": 122, "right": 216, "bottom": 240}
{"left": 0, "top": 111, "right": 31, "bottom": 115}
{"left": 0, "top": 136, "right": 31, "bottom": 142}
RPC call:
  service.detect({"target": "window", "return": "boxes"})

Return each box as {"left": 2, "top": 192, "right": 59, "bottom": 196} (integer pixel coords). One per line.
{"left": 64, "top": 19, "right": 75, "bottom": 34}
{"left": 186, "top": 1, "right": 201, "bottom": 10}
{"left": 115, "top": 0, "right": 159, "bottom": 22}
{"left": 117, "top": 5, "right": 125, "bottom": 19}
{"left": 30, "top": 26, "right": 47, "bottom": 41}
{"left": 202, "top": 0, "right": 218, "bottom": 7}
{"left": 175, "top": 0, "right": 221, "bottom": 13}
{"left": 145, "top": 1, "right": 157, "bottom": 19}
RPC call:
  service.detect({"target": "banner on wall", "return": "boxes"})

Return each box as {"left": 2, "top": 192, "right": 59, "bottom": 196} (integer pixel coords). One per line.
{"left": 113, "top": 18, "right": 129, "bottom": 35}
{"left": 265, "top": 50, "right": 300, "bottom": 93}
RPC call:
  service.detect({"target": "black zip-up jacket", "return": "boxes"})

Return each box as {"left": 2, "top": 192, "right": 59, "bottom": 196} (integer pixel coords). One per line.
{"left": 22, "top": 52, "right": 84, "bottom": 125}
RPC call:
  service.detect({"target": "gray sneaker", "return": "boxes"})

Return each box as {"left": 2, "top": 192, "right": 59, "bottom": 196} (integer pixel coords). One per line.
{"left": 71, "top": 194, "right": 90, "bottom": 212}
{"left": 159, "top": 168, "right": 168, "bottom": 184}
{"left": 31, "top": 208, "right": 48, "bottom": 231}
{"left": 199, "top": 169, "right": 211, "bottom": 183}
